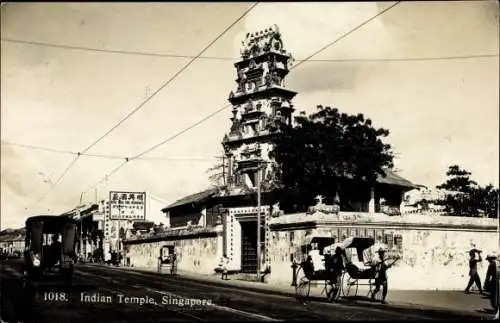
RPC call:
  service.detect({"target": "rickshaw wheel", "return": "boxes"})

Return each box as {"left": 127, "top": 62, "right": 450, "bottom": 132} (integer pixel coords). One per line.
{"left": 294, "top": 267, "right": 311, "bottom": 300}
{"left": 341, "top": 272, "right": 358, "bottom": 297}
{"left": 332, "top": 276, "right": 343, "bottom": 302}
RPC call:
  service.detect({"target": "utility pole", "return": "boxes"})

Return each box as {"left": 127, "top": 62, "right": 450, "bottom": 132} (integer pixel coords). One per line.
{"left": 79, "top": 192, "right": 85, "bottom": 258}
{"left": 222, "top": 155, "right": 226, "bottom": 186}
{"left": 256, "top": 165, "right": 262, "bottom": 283}
{"left": 117, "top": 200, "right": 124, "bottom": 255}
{"left": 76, "top": 209, "right": 83, "bottom": 257}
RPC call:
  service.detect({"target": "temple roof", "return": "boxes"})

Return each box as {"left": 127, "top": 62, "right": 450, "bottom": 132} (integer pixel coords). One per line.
{"left": 376, "top": 169, "right": 418, "bottom": 189}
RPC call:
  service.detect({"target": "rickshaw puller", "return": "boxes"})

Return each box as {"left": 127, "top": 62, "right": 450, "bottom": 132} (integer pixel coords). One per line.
{"left": 371, "top": 248, "right": 389, "bottom": 304}
{"left": 328, "top": 247, "right": 345, "bottom": 284}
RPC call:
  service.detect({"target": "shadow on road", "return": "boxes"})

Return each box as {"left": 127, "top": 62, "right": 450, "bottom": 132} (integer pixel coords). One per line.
{"left": 297, "top": 294, "right": 485, "bottom": 320}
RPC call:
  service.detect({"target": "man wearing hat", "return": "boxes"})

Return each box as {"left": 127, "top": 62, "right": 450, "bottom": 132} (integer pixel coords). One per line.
{"left": 483, "top": 253, "right": 498, "bottom": 313}
{"left": 465, "top": 249, "right": 483, "bottom": 294}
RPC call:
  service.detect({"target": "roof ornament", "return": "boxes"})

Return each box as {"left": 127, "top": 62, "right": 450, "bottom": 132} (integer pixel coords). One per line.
{"left": 240, "top": 25, "right": 285, "bottom": 59}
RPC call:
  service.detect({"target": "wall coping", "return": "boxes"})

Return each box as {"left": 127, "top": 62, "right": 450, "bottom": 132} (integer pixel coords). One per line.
{"left": 269, "top": 211, "right": 498, "bottom": 231}
{"left": 123, "top": 226, "right": 219, "bottom": 244}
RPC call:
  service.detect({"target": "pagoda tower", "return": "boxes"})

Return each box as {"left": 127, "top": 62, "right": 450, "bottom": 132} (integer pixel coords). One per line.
{"left": 222, "top": 24, "right": 297, "bottom": 195}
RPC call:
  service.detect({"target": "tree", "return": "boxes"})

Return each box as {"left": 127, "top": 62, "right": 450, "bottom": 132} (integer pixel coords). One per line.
{"left": 436, "top": 165, "right": 477, "bottom": 193}
{"left": 270, "top": 105, "right": 395, "bottom": 212}
{"left": 206, "top": 156, "right": 226, "bottom": 187}
{"left": 437, "top": 165, "right": 498, "bottom": 218}
{"left": 472, "top": 184, "right": 499, "bottom": 218}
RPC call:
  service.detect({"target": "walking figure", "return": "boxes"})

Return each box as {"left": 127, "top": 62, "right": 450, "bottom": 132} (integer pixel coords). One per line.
{"left": 219, "top": 254, "right": 230, "bottom": 280}
{"left": 465, "top": 249, "right": 483, "bottom": 294}
{"left": 483, "top": 253, "right": 499, "bottom": 313}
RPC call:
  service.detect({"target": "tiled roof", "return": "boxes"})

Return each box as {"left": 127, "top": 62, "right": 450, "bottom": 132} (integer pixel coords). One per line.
{"left": 0, "top": 228, "right": 25, "bottom": 242}
{"left": 161, "top": 188, "right": 219, "bottom": 212}
{"left": 376, "top": 169, "right": 417, "bottom": 188}
{"left": 132, "top": 221, "right": 155, "bottom": 231}
{"left": 160, "top": 171, "right": 414, "bottom": 213}
{"left": 123, "top": 226, "right": 218, "bottom": 243}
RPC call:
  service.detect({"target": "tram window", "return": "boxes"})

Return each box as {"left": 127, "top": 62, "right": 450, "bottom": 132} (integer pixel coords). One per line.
{"left": 43, "top": 233, "right": 61, "bottom": 246}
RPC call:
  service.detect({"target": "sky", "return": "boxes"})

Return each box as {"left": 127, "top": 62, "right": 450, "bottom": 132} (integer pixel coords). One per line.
{"left": 1, "top": 1, "right": 499, "bottom": 229}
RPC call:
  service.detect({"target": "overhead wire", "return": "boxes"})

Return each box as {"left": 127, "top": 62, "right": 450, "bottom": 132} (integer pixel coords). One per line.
{"left": 27, "top": 155, "right": 80, "bottom": 210}
{"left": 79, "top": 2, "right": 259, "bottom": 155}
{"left": 81, "top": 1, "right": 403, "bottom": 197}
{"left": 1, "top": 140, "right": 217, "bottom": 161}
{"left": 290, "top": 1, "right": 401, "bottom": 71}
{"left": 2, "top": 38, "right": 497, "bottom": 62}
{"left": 25, "top": 2, "right": 259, "bottom": 210}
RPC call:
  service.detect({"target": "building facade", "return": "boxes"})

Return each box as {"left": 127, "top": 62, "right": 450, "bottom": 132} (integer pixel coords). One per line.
{"left": 0, "top": 228, "right": 25, "bottom": 255}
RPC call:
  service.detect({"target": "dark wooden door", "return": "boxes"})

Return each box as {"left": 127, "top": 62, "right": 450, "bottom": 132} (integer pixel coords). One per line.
{"left": 241, "top": 221, "right": 257, "bottom": 273}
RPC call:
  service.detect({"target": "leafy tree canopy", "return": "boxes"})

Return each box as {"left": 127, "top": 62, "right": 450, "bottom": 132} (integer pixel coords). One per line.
{"left": 207, "top": 161, "right": 225, "bottom": 187}
{"left": 436, "top": 165, "right": 477, "bottom": 193}
{"left": 270, "top": 105, "right": 395, "bottom": 210}
{"left": 436, "top": 165, "right": 498, "bottom": 218}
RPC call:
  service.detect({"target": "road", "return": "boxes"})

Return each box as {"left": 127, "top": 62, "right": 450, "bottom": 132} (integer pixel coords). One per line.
{"left": 0, "top": 259, "right": 488, "bottom": 322}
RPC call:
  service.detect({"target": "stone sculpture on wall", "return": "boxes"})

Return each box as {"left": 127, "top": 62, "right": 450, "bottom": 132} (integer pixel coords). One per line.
{"left": 271, "top": 202, "right": 284, "bottom": 218}
{"left": 307, "top": 194, "right": 340, "bottom": 215}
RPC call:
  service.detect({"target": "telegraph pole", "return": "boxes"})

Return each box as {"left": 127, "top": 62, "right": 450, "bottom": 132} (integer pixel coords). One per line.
{"left": 222, "top": 155, "right": 226, "bottom": 186}
{"left": 117, "top": 201, "right": 122, "bottom": 252}
{"left": 79, "top": 192, "right": 85, "bottom": 258}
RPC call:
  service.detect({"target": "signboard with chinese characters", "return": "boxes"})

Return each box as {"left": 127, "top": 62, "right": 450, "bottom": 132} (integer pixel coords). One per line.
{"left": 109, "top": 191, "right": 146, "bottom": 220}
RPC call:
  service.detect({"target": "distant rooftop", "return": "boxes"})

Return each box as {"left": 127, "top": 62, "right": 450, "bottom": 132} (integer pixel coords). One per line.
{"left": 376, "top": 169, "right": 418, "bottom": 189}
{"left": 161, "top": 188, "right": 219, "bottom": 213}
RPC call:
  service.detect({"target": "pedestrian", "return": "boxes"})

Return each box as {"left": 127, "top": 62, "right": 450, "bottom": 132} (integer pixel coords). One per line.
{"left": 483, "top": 253, "right": 498, "bottom": 312}
{"left": 496, "top": 256, "right": 500, "bottom": 319}
{"left": 465, "top": 249, "right": 483, "bottom": 294}
{"left": 219, "top": 254, "right": 229, "bottom": 280}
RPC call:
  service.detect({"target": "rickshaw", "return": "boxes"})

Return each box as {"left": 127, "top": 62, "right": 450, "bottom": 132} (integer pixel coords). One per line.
{"left": 23, "top": 215, "right": 77, "bottom": 284}
{"left": 294, "top": 236, "right": 344, "bottom": 302}
{"left": 157, "top": 243, "right": 177, "bottom": 275}
{"left": 340, "top": 237, "right": 399, "bottom": 300}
